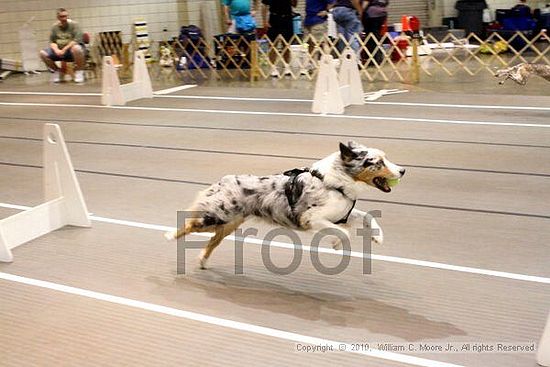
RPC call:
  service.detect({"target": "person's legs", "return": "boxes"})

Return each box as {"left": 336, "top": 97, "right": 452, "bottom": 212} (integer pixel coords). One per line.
{"left": 346, "top": 12, "right": 363, "bottom": 56}
{"left": 281, "top": 16, "right": 294, "bottom": 74}
{"left": 304, "top": 26, "right": 315, "bottom": 57}
{"left": 362, "top": 14, "right": 382, "bottom": 66}
{"left": 331, "top": 7, "right": 347, "bottom": 53}
{"left": 40, "top": 48, "right": 63, "bottom": 82}
{"left": 311, "top": 22, "right": 328, "bottom": 54}
{"left": 267, "top": 20, "right": 282, "bottom": 77}
{"left": 39, "top": 48, "right": 59, "bottom": 71}
{"left": 332, "top": 7, "right": 349, "bottom": 36}
{"left": 58, "top": 45, "right": 85, "bottom": 82}
{"left": 363, "top": 16, "right": 385, "bottom": 65}
{"left": 70, "top": 44, "right": 85, "bottom": 70}
{"left": 70, "top": 44, "right": 86, "bottom": 83}
{"left": 268, "top": 14, "right": 294, "bottom": 76}
{"left": 332, "top": 7, "right": 362, "bottom": 55}
{"left": 303, "top": 22, "right": 323, "bottom": 73}
{"left": 302, "top": 22, "right": 328, "bottom": 74}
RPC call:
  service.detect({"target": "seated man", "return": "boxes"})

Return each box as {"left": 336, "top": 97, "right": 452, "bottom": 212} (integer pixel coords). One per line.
{"left": 39, "top": 8, "right": 85, "bottom": 83}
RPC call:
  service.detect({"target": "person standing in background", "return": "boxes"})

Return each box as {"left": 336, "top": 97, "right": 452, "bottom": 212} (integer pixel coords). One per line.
{"left": 331, "top": 0, "right": 363, "bottom": 56}
{"left": 222, "top": 0, "right": 259, "bottom": 34}
{"left": 361, "top": 0, "right": 388, "bottom": 65}
{"left": 302, "top": 0, "right": 335, "bottom": 75}
{"left": 262, "top": 0, "right": 297, "bottom": 77}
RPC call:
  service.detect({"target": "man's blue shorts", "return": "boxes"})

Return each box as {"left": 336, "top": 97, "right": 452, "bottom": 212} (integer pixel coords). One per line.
{"left": 43, "top": 44, "right": 83, "bottom": 62}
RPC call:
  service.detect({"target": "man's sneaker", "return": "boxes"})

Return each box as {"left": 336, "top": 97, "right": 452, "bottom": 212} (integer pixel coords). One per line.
{"left": 299, "top": 68, "right": 310, "bottom": 76}
{"left": 74, "top": 70, "right": 85, "bottom": 83}
{"left": 51, "top": 70, "right": 61, "bottom": 83}
{"left": 283, "top": 65, "right": 292, "bottom": 76}
{"left": 270, "top": 67, "right": 280, "bottom": 78}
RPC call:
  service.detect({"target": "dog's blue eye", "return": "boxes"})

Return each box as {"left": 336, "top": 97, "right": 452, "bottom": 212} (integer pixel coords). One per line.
{"left": 363, "top": 160, "right": 374, "bottom": 167}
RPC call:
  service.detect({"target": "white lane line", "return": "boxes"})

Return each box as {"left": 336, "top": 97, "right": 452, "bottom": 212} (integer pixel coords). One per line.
{"left": 154, "top": 96, "right": 550, "bottom": 111}
{"left": 0, "top": 203, "right": 31, "bottom": 211}
{"left": 153, "top": 85, "right": 197, "bottom": 95}
{"left": 0, "top": 91, "right": 101, "bottom": 96}
{"left": 92, "top": 214, "right": 174, "bottom": 232}
{"left": 0, "top": 101, "right": 548, "bottom": 129}
{"left": 368, "top": 101, "right": 550, "bottom": 111}
{"left": 1, "top": 202, "right": 549, "bottom": 284}
{"left": 1, "top": 91, "right": 549, "bottom": 111}
{"left": 158, "top": 94, "right": 311, "bottom": 102}
{"left": 0, "top": 272, "right": 463, "bottom": 367}
{"left": 0, "top": 90, "right": 550, "bottom": 111}
{"left": 222, "top": 235, "right": 550, "bottom": 284}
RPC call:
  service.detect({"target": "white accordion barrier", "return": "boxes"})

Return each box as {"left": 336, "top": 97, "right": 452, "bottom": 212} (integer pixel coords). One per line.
{"left": 0, "top": 124, "right": 91, "bottom": 262}
{"left": 101, "top": 50, "right": 153, "bottom": 106}
{"left": 312, "top": 48, "right": 364, "bottom": 115}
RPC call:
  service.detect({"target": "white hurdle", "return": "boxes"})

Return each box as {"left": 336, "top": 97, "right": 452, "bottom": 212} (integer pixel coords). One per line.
{"left": 101, "top": 50, "right": 153, "bottom": 106}
{"left": 0, "top": 124, "right": 91, "bottom": 262}
{"left": 312, "top": 48, "right": 364, "bottom": 115}
{"left": 538, "top": 311, "right": 550, "bottom": 366}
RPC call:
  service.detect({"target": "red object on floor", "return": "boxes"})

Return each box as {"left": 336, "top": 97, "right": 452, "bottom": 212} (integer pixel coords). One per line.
{"left": 391, "top": 37, "right": 409, "bottom": 62}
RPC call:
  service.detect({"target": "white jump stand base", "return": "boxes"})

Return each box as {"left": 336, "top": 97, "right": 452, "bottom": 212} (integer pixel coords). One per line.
{"left": 0, "top": 124, "right": 91, "bottom": 262}
{"left": 101, "top": 50, "right": 153, "bottom": 106}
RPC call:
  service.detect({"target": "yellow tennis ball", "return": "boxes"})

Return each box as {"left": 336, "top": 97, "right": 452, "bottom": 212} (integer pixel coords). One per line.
{"left": 387, "top": 178, "right": 400, "bottom": 187}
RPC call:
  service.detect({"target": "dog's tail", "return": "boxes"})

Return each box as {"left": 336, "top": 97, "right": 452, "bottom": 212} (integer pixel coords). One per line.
{"left": 164, "top": 217, "right": 203, "bottom": 241}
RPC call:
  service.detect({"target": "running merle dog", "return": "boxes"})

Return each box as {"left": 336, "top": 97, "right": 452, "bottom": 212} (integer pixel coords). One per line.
{"left": 165, "top": 141, "right": 405, "bottom": 269}
{"left": 496, "top": 63, "right": 550, "bottom": 85}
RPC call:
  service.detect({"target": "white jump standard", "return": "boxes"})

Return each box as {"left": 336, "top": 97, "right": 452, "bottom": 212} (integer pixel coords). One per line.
{"left": 101, "top": 50, "right": 153, "bottom": 106}
{"left": 0, "top": 124, "right": 90, "bottom": 262}
{"left": 312, "top": 48, "right": 364, "bottom": 115}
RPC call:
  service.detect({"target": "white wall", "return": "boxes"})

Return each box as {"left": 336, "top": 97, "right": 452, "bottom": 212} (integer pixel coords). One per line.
{"left": 2, "top": 0, "right": 548, "bottom": 62}
{"left": 441, "top": 0, "right": 548, "bottom": 18}
{"left": 0, "top": 0, "right": 221, "bottom": 61}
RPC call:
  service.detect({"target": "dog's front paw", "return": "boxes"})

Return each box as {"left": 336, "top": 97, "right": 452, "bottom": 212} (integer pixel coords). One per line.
{"left": 367, "top": 218, "right": 384, "bottom": 245}
{"left": 372, "top": 227, "right": 384, "bottom": 245}
{"left": 331, "top": 238, "right": 343, "bottom": 250}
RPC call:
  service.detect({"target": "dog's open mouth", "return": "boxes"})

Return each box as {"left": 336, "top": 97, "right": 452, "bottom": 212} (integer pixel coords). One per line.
{"left": 373, "top": 177, "right": 391, "bottom": 193}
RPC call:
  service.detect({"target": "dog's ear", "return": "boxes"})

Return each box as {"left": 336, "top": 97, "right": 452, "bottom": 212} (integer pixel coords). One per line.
{"left": 339, "top": 142, "right": 358, "bottom": 162}
{"left": 347, "top": 140, "right": 360, "bottom": 148}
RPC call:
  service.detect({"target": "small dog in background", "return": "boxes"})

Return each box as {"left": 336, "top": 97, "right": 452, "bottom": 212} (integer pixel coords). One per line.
{"left": 495, "top": 63, "right": 550, "bottom": 85}
{"left": 159, "top": 45, "right": 175, "bottom": 68}
{"left": 165, "top": 141, "right": 405, "bottom": 269}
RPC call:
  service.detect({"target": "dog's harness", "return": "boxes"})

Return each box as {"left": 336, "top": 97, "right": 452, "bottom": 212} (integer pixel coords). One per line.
{"left": 283, "top": 168, "right": 356, "bottom": 224}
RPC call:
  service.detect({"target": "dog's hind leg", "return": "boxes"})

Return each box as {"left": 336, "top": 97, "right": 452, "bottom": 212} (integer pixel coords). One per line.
{"left": 199, "top": 217, "right": 244, "bottom": 269}
{"left": 164, "top": 217, "right": 205, "bottom": 241}
{"left": 308, "top": 219, "right": 351, "bottom": 250}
